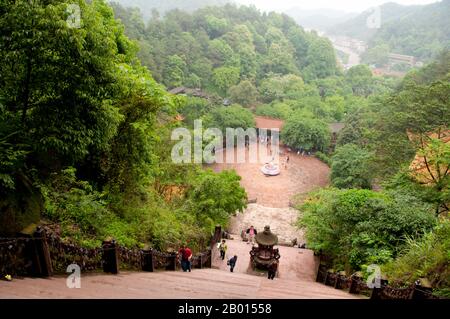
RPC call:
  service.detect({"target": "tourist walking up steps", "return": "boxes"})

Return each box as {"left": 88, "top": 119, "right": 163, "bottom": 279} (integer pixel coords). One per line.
{"left": 246, "top": 226, "right": 257, "bottom": 245}
{"left": 178, "top": 244, "right": 192, "bottom": 272}
{"left": 268, "top": 260, "right": 278, "bottom": 280}
{"left": 227, "top": 255, "right": 238, "bottom": 272}
{"left": 219, "top": 239, "right": 228, "bottom": 260}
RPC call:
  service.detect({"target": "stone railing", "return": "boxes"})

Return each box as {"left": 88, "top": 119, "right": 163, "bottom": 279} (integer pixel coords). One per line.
{"left": 315, "top": 263, "right": 444, "bottom": 299}
{"left": 1, "top": 225, "right": 220, "bottom": 278}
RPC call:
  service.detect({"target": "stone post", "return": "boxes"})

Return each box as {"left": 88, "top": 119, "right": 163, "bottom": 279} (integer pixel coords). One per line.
{"left": 30, "top": 227, "right": 53, "bottom": 277}
{"left": 102, "top": 240, "right": 119, "bottom": 274}
{"left": 142, "top": 248, "right": 154, "bottom": 272}
{"left": 410, "top": 279, "right": 433, "bottom": 299}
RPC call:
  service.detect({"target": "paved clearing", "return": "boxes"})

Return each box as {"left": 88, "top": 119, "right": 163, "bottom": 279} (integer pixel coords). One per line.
{"left": 211, "top": 145, "right": 330, "bottom": 208}
{"left": 211, "top": 144, "right": 330, "bottom": 245}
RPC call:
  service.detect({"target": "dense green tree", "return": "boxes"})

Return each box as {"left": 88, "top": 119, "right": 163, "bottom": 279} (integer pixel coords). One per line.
{"left": 371, "top": 75, "right": 450, "bottom": 178}
{"left": 208, "top": 39, "right": 234, "bottom": 67}
{"left": 345, "top": 65, "right": 375, "bottom": 97}
{"left": 228, "top": 80, "right": 258, "bottom": 107}
{"left": 255, "top": 102, "right": 293, "bottom": 120}
{"left": 313, "top": 76, "right": 351, "bottom": 98}
{"left": 190, "top": 57, "right": 214, "bottom": 87}
{"left": 336, "top": 109, "right": 371, "bottom": 147}
{"left": 323, "top": 96, "right": 346, "bottom": 122}
{"left": 164, "top": 55, "right": 187, "bottom": 88}
{"left": 262, "top": 43, "right": 299, "bottom": 75}
{"left": 0, "top": 0, "right": 136, "bottom": 174}
{"left": 303, "top": 37, "right": 338, "bottom": 80}
{"left": 331, "top": 144, "right": 373, "bottom": 189}
{"left": 281, "top": 114, "right": 331, "bottom": 152}
{"left": 204, "top": 14, "right": 229, "bottom": 39}
{"left": 259, "top": 74, "right": 304, "bottom": 103}
{"left": 212, "top": 66, "right": 240, "bottom": 95}
{"left": 184, "top": 169, "right": 247, "bottom": 229}
{"left": 179, "top": 97, "right": 213, "bottom": 127}
{"left": 203, "top": 104, "right": 255, "bottom": 132}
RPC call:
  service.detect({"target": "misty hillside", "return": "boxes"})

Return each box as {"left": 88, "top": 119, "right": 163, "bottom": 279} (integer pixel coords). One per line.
{"left": 283, "top": 8, "right": 357, "bottom": 31}
{"left": 327, "top": 2, "right": 422, "bottom": 41}
{"left": 328, "top": 1, "right": 450, "bottom": 61}
{"left": 109, "top": 0, "right": 233, "bottom": 19}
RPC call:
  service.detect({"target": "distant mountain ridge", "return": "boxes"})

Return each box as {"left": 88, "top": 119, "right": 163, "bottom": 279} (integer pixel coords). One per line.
{"left": 328, "top": 1, "right": 450, "bottom": 61}
{"left": 110, "top": 0, "right": 233, "bottom": 19}
{"left": 327, "top": 2, "right": 423, "bottom": 41}
{"left": 283, "top": 8, "right": 357, "bottom": 31}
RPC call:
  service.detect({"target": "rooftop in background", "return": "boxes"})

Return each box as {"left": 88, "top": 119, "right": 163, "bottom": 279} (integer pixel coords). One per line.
{"left": 372, "top": 68, "right": 407, "bottom": 78}
{"left": 168, "top": 87, "right": 210, "bottom": 99}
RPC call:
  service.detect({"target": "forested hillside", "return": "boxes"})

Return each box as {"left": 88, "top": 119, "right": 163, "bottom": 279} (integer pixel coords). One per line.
{"left": 111, "top": 2, "right": 340, "bottom": 91}
{"left": 111, "top": 2, "right": 399, "bottom": 139}
{"left": 284, "top": 8, "right": 357, "bottom": 31}
{"left": 329, "top": 1, "right": 450, "bottom": 62}
{"left": 0, "top": 0, "right": 247, "bottom": 251}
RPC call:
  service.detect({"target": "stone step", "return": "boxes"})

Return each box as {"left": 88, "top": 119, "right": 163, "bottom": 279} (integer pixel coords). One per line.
{"left": 0, "top": 269, "right": 360, "bottom": 299}
{"left": 0, "top": 230, "right": 359, "bottom": 299}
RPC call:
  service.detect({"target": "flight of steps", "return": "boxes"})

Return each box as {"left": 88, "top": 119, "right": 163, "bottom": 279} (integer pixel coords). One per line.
{"left": 212, "top": 236, "right": 317, "bottom": 282}
{"left": 0, "top": 238, "right": 358, "bottom": 299}
{"left": 1, "top": 269, "right": 357, "bottom": 299}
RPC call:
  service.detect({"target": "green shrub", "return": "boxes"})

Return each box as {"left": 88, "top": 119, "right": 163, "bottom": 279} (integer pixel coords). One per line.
{"left": 330, "top": 144, "right": 373, "bottom": 189}
{"left": 383, "top": 220, "right": 450, "bottom": 295}
{"left": 281, "top": 113, "right": 331, "bottom": 152}
{"left": 299, "top": 188, "right": 437, "bottom": 272}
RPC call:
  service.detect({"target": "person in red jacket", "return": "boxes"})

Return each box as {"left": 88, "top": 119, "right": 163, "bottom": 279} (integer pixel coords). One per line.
{"left": 178, "top": 244, "right": 192, "bottom": 272}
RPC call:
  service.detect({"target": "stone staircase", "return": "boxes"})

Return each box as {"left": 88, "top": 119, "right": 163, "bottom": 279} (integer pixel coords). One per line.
{"left": 1, "top": 238, "right": 358, "bottom": 299}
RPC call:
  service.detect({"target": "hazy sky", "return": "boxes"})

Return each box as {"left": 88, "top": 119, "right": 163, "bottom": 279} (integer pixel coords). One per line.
{"left": 237, "top": 0, "right": 440, "bottom": 13}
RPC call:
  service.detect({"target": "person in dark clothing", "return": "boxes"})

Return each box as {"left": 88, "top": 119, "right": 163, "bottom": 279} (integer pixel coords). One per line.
{"left": 267, "top": 260, "right": 278, "bottom": 280}
{"left": 228, "top": 255, "right": 238, "bottom": 272}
